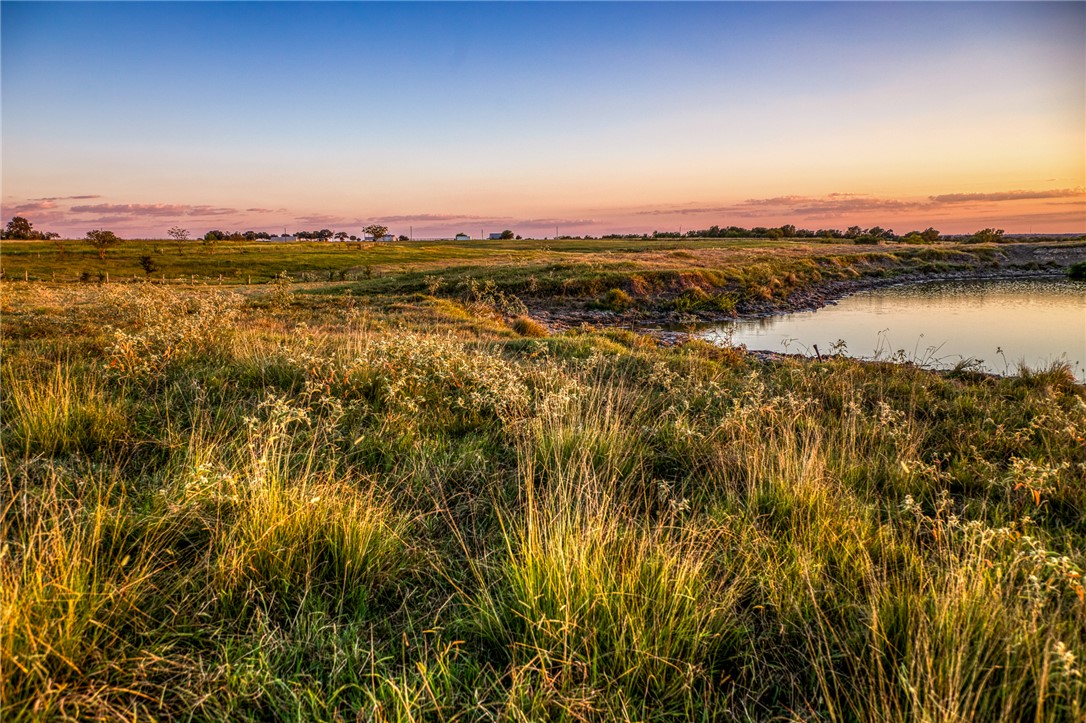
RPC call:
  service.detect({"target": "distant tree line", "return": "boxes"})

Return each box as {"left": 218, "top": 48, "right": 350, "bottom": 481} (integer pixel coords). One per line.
{"left": 0, "top": 215, "right": 1032, "bottom": 249}
{"left": 664, "top": 224, "right": 910, "bottom": 242}
{"left": 203, "top": 230, "right": 274, "bottom": 241}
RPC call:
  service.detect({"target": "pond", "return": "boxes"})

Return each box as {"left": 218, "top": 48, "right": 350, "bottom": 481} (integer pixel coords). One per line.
{"left": 700, "top": 278, "right": 1086, "bottom": 381}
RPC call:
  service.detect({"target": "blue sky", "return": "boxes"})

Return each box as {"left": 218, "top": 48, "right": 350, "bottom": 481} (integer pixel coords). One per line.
{"left": 3, "top": 1, "right": 1083, "bottom": 237}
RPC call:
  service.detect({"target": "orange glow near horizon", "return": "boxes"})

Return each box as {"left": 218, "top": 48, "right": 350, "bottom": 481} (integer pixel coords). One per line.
{"left": 3, "top": 3, "right": 1083, "bottom": 239}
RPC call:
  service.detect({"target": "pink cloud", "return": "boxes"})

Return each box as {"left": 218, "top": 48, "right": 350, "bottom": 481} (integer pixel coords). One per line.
{"left": 633, "top": 188, "right": 1084, "bottom": 222}
{"left": 294, "top": 214, "right": 357, "bottom": 226}
{"left": 518, "top": 217, "right": 598, "bottom": 226}
{"left": 12, "top": 200, "right": 59, "bottom": 213}
{"left": 928, "top": 188, "right": 1084, "bottom": 204}
{"left": 69, "top": 203, "right": 239, "bottom": 217}
{"left": 378, "top": 213, "right": 505, "bottom": 223}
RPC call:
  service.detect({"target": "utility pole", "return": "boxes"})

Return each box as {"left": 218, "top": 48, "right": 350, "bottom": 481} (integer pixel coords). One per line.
{"left": 410, "top": 226, "right": 413, "bottom": 241}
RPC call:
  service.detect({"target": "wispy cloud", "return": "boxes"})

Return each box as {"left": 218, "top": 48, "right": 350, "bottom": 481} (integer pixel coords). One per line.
{"left": 12, "top": 200, "right": 60, "bottom": 214}
{"left": 293, "top": 214, "right": 357, "bottom": 226}
{"left": 377, "top": 213, "right": 509, "bottom": 223}
{"left": 928, "top": 188, "right": 1084, "bottom": 204}
{"left": 635, "top": 188, "right": 1085, "bottom": 221}
{"left": 68, "top": 203, "right": 240, "bottom": 217}
{"left": 518, "top": 217, "right": 598, "bottom": 226}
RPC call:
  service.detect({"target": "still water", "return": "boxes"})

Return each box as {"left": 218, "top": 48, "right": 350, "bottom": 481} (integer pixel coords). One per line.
{"left": 702, "top": 278, "right": 1086, "bottom": 381}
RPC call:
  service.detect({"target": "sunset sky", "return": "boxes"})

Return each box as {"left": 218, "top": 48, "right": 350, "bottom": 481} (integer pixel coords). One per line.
{"left": 2, "top": 1, "right": 1083, "bottom": 239}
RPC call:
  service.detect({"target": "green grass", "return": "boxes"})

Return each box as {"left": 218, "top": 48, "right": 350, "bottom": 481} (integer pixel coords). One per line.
{"left": 2, "top": 276, "right": 1084, "bottom": 720}
{"left": 4, "top": 238, "right": 1072, "bottom": 312}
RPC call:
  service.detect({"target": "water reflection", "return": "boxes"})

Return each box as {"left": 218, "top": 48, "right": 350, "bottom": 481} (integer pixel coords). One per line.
{"left": 702, "top": 279, "right": 1086, "bottom": 380}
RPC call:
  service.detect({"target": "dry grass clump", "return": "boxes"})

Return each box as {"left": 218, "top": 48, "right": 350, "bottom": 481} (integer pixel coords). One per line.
{"left": 510, "top": 315, "right": 547, "bottom": 337}
{"left": 1, "top": 360, "right": 128, "bottom": 455}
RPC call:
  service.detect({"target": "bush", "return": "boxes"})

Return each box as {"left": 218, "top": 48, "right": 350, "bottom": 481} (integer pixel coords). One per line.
{"left": 1068, "top": 260, "right": 1086, "bottom": 281}
{"left": 599, "top": 287, "right": 635, "bottom": 312}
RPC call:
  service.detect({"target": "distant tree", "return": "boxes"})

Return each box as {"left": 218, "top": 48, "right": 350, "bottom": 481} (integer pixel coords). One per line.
{"left": 167, "top": 226, "right": 190, "bottom": 243}
{"left": 349, "top": 235, "right": 358, "bottom": 242}
{"left": 363, "top": 224, "right": 389, "bottom": 241}
{"left": 139, "top": 255, "right": 158, "bottom": 276}
{"left": 779, "top": 224, "right": 797, "bottom": 238}
{"left": 4, "top": 216, "right": 35, "bottom": 239}
{"left": 845, "top": 225, "right": 863, "bottom": 239}
{"left": 398, "top": 234, "right": 409, "bottom": 242}
{"left": 499, "top": 229, "right": 515, "bottom": 240}
{"left": 765, "top": 228, "right": 784, "bottom": 240}
{"left": 3, "top": 216, "right": 56, "bottom": 240}
{"left": 317, "top": 228, "right": 333, "bottom": 242}
{"left": 970, "top": 228, "right": 1004, "bottom": 244}
{"left": 921, "top": 227, "right": 940, "bottom": 243}
{"left": 86, "top": 229, "right": 121, "bottom": 259}
{"left": 334, "top": 231, "right": 348, "bottom": 242}
{"left": 202, "top": 230, "right": 222, "bottom": 253}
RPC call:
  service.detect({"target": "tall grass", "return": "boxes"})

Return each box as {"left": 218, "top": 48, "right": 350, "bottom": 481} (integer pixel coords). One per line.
{"left": 1, "top": 360, "right": 128, "bottom": 456}
{"left": 2, "top": 283, "right": 1083, "bottom": 720}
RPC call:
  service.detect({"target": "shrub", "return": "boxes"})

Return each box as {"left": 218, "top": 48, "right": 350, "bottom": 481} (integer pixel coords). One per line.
{"left": 599, "top": 287, "right": 635, "bottom": 311}
{"left": 672, "top": 286, "right": 711, "bottom": 312}
{"left": 1068, "top": 260, "right": 1086, "bottom": 281}
{"left": 101, "top": 285, "right": 240, "bottom": 382}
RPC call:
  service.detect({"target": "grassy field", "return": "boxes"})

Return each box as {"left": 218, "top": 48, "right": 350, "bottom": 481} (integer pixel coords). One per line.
{"left": 2, "top": 237, "right": 1081, "bottom": 318}
{"left": 2, "top": 242, "right": 1085, "bottom": 720}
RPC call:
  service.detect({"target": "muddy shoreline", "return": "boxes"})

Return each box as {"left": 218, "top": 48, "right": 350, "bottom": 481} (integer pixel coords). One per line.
{"left": 529, "top": 263, "right": 1074, "bottom": 338}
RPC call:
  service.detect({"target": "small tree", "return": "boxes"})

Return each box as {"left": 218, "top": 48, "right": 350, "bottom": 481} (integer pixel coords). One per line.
{"left": 499, "top": 229, "right": 515, "bottom": 240}
{"left": 167, "top": 226, "right": 189, "bottom": 243}
{"left": 2, "top": 216, "right": 55, "bottom": 240}
{"left": 970, "top": 228, "right": 1004, "bottom": 244}
{"left": 202, "top": 230, "right": 222, "bottom": 254}
{"left": 3, "top": 216, "right": 36, "bottom": 239}
{"left": 86, "top": 229, "right": 121, "bottom": 260}
{"left": 363, "top": 224, "right": 389, "bottom": 241}
{"left": 334, "top": 231, "right": 348, "bottom": 242}
{"left": 139, "top": 255, "right": 158, "bottom": 276}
